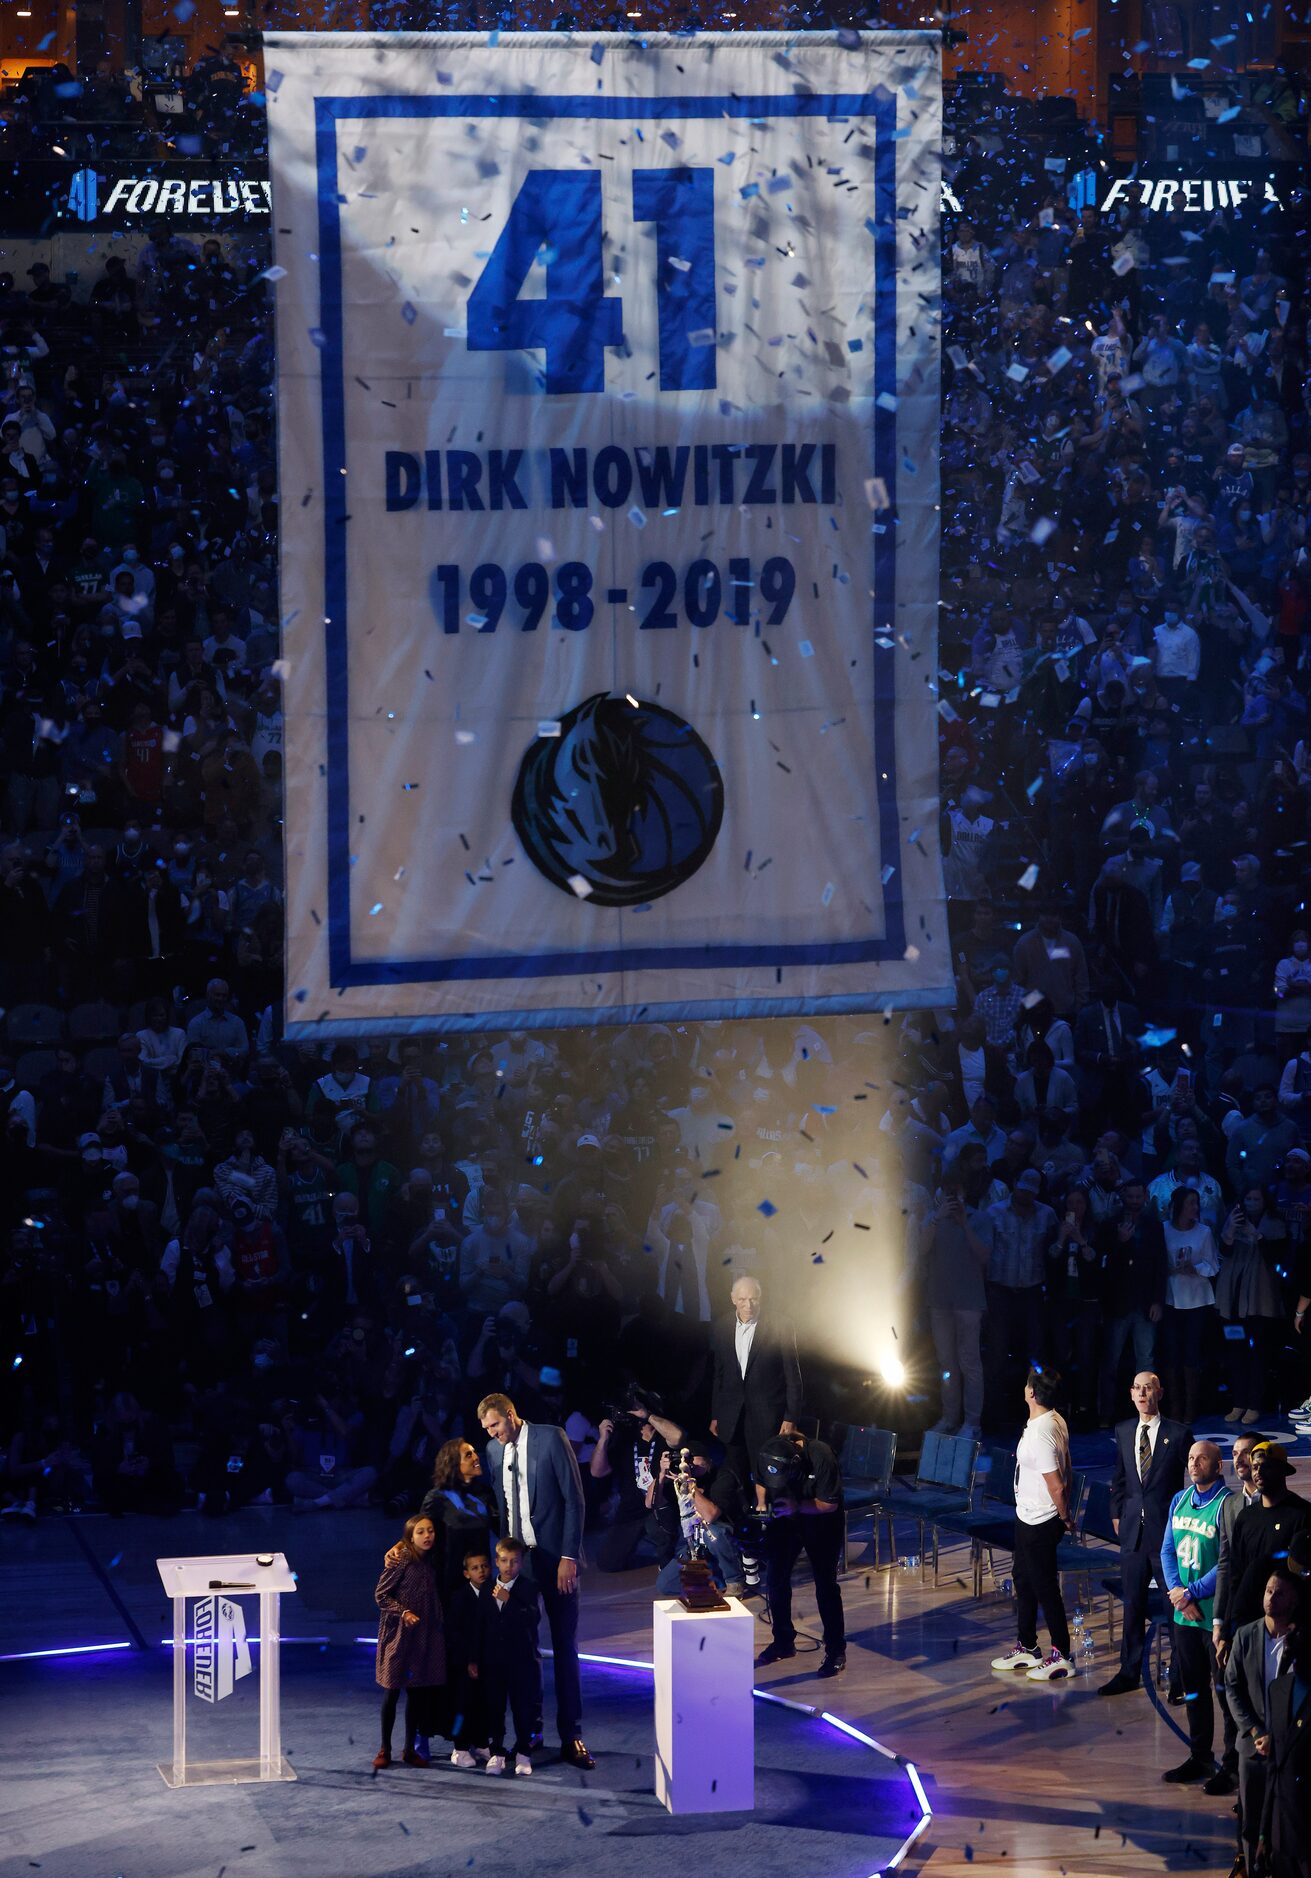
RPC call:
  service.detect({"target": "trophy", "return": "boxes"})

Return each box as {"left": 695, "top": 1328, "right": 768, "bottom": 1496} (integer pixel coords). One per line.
{"left": 673, "top": 1448, "right": 730, "bottom": 1613}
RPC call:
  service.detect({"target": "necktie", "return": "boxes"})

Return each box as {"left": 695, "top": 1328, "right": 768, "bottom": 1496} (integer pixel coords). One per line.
{"left": 1138, "top": 1422, "right": 1151, "bottom": 1481}
{"left": 508, "top": 1441, "right": 522, "bottom": 1542}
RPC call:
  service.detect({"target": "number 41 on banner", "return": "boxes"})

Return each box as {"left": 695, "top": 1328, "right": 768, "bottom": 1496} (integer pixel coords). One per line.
{"left": 468, "top": 167, "right": 717, "bottom": 395}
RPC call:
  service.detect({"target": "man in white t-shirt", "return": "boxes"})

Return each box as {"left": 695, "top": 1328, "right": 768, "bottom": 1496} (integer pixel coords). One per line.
{"left": 991, "top": 1367, "right": 1075, "bottom": 1681}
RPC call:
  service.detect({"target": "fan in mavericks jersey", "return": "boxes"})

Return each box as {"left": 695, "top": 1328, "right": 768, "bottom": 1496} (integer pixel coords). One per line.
{"left": 1159, "top": 1439, "right": 1232, "bottom": 1784}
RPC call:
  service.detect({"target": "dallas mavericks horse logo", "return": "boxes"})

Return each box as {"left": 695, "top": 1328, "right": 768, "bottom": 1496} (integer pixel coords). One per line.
{"left": 512, "top": 693, "right": 723, "bottom": 908}
{"left": 193, "top": 1594, "right": 252, "bottom": 1703}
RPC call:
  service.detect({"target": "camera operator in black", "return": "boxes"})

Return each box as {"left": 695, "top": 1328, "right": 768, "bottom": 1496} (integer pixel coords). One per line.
{"left": 588, "top": 1397, "right": 680, "bottom": 1572}
{"left": 755, "top": 1430, "right": 846, "bottom": 1679}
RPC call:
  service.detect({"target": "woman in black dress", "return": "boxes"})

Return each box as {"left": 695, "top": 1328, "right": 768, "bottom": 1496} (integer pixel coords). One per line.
{"left": 419, "top": 1438, "right": 499, "bottom": 1604}
{"left": 373, "top": 1512, "right": 446, "bottom": 1768}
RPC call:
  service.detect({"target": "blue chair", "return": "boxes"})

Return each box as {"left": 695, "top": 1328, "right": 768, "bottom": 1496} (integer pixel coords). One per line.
{"left": 903, "top": 1431, "right": 981, "bottom": 1583}
{"left": 836, "top": 1425, "right": 897, "bottom": 1573}
{"left": 1057, "top": 1475, "right": 1130, "bottom": 1650}
{"left": 929, "top": 1444, "right": 1016, "bottom": 1596}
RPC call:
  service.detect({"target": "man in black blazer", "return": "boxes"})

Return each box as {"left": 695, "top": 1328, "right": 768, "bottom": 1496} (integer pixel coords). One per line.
{"left": 1100, "top": 1369, "right": 1192, "bottom": 1695}
{"left": 710, "top": 1275, "right": 802, "bottom": 1506}
{"left": 1258, "top": 1621, "right": 1311, "bottom": 1878}
{"left": 1225, "top": 1566, "right": 1302, "bottom": 1875}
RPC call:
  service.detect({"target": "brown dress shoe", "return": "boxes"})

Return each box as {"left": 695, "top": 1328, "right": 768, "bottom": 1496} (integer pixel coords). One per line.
{"left": 561, "top": 1738, "right": 596, "bottom": 1769}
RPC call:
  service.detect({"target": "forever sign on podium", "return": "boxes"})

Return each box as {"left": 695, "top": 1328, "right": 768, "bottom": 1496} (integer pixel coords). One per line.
{"left": 192, "top": 1594, "right": 253, "bottom": 1704}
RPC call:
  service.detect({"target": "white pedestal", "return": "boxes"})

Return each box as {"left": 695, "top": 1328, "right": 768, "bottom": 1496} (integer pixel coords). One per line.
{"left": 653, "top": 1597, "right": 754, "bottom": 1814}
{"left": 155, "top": 1552, "right": 298, "bottom": 1789}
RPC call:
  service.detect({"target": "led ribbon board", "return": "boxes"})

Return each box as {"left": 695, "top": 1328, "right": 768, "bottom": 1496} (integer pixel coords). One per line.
{"left": 268, "top": 30, "right": 947, "bottom": 1033}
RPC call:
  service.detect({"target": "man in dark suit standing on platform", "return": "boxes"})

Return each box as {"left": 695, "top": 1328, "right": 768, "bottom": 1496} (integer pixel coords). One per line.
{"left": 1225, "top": 1566, "right": 1303, "bottom": 1877}
{"left": 1258, "top": 1606, "right": 1311, "bottom": 1878}
{"left": 710, "top": 1274, "right": 803, "bottom": 1507}
{"left": 478, "top": 1392, "right": 594, "bottom": 1770}
{"left": 1100, "top": 1369, "right": 1192, "bottom": 1696}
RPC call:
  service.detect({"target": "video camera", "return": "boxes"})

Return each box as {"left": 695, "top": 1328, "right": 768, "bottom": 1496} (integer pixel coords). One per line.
{"left": 602, "top": 1386, "right": 669, "bottom": 1433}
{"left": 757, "top": 1432, "right": 807, "bottom": 1505}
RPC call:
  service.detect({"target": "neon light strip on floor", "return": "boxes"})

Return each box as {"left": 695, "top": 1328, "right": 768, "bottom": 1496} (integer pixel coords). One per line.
{"left": 885, "top": 1810, "right": 932, "bottom": 1870}
{"left": 567, "top": 1647, "right": 933, "bottom": 1875}
{"left": 10, "top": 1635, "right": 930, "bottom": 1872}
{"left": 0, "top": 1641, "right": 134, "bottom": 1662}
{"left": 162, "top": 1636, "right": 330, "bottom": 1647}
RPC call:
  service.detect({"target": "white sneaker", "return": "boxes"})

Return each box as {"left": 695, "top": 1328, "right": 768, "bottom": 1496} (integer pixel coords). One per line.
{"left": 991, "top": 1642, "right": 1043, "bottom": 1671}
{"left": 449, "top": 1749, "right": 477, "bottom": 1769}
{"left": 1025, "top": 1650, "right": 1073, "bottom": 1681}
{"left": 513, "top": 1756, "right": 532, "bottom": 1776}
{"left": 484, "top": 1754, "right": 507, "bottom": 1775}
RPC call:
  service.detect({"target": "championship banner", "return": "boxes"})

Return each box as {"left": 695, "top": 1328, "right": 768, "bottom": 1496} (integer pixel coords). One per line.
{"left": 267, "top": 31, "right": 947, "bottom": 1034}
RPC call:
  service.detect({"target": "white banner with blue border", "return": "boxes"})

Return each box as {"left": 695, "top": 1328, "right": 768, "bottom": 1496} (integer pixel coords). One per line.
{"left": 267, "top": 31, "right": 947, "bottom": 1034}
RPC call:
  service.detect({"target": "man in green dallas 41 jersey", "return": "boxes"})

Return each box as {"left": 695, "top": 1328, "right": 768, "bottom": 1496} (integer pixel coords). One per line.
{"left": 1160, "top": 1439, "right": 1232, "bottom": 1784}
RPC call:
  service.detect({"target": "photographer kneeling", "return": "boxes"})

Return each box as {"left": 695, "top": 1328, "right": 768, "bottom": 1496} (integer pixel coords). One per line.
{"left": 754, "top": 1430, "right": 846, "bottom": 1679}
{"left": 651, "top": 1440, "right": 749, "bottom": 1599}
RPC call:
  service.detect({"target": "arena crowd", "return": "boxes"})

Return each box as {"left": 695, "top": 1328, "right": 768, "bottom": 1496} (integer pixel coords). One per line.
{"left": 0, "top": 70, "right": 1310, "bottom": 1567}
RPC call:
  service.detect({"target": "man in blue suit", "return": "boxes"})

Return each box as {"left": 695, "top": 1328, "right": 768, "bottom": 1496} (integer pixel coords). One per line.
{"left": 479, "top": 1391, "right": 594, "bottom": 1770}
{"left": 1100, "top": 1369, "right": 1192, "bottom": 1696}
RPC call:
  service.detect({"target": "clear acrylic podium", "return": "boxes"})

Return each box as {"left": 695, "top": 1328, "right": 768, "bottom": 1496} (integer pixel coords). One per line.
{"left": 653, "top": 1597, "right": 754, "bottom": 1813}
{"left": 156, "top": 1551, "right": 298, "bottom": 1788}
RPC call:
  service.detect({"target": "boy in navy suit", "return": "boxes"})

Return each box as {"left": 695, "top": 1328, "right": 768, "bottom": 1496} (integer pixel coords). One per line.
{"left": 447, "top": 1547, "right": 496, "bottom": 1771}
{"left": 482, "top": 1538, "right": 543, "bottom": 1775}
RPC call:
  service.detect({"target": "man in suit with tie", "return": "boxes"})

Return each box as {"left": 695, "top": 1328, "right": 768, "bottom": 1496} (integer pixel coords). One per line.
{"left": 710, "top": 1275, "right": 803, "bottom": 1508}
{"left": 1100, "top": 1369, "right": 1192, "bottom": 1696}
{"left": 1226, "top": 1566, "right": 1303, "bottom": 1877}
{"left": 478, "top": 1392, "right": 594, "bottom": 1770}
{"left": 1258, "top": 1598, "right": 1311, "bottom": 1878}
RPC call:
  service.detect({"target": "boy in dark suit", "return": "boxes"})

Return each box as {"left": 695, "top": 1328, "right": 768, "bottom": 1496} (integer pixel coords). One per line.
{"left": 482, "top": 1538, "right": 543, "bottom": 1776}
{"left": 446, "top": 1547, "right": 496, "bottom": 1771}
